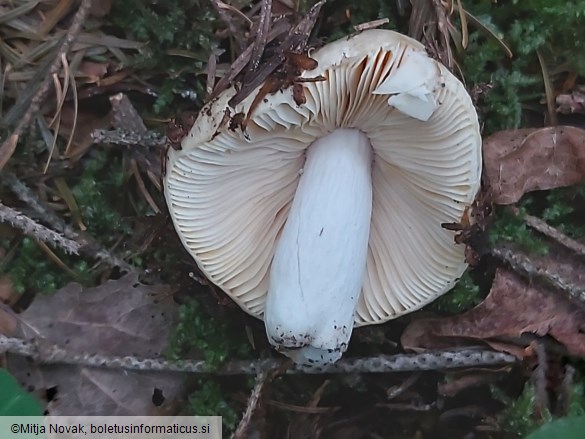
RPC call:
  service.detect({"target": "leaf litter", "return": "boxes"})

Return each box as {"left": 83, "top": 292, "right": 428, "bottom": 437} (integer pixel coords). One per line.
{"left": 1, "top": 0, "right": 585, "bottom": 436}
{"left": 404, "top": 122, "right": 585, "bottom": 390}
{"left": 4, "top": 273, "right": 184, "bottom": 415}
{"left": 402, "top": 268, "right": 585, "bottom": 358}
{"left": 483, "top": 126, "right": 585, "bottom": 205}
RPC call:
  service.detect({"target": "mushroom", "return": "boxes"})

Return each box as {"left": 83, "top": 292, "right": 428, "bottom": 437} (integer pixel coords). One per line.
{"left": 164, "top": 30, "right": 482, "bottom": 366}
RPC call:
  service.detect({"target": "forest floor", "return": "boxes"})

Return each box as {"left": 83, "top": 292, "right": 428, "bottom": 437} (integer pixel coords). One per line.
{"left": 1, "top": 1, "right": 585, "bottom": 438}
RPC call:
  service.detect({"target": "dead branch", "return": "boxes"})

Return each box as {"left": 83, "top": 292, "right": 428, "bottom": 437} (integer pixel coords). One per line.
{"left": 231, "top": 371, "right": 270, "bottom": 439}
{"left": 210, "top": 0, "right": 249, "bottom": 53}
{"left": 209, "top": 18, "right": 290, "bottom": 101}
{"left": 491, "top": 246, "right": 585, "bottom": 305}
{"left": 227, "top": 0, "right": 325, "bottom": 107}
{"left": 1, "top": 175, "right": 136, "bottom": 273}
{"left": 530, "top": 341, "right": 550, "bottom": 418}
{"left": 0, "top": 334, "right": 517, "bottom": 374}
{"left": 558, "top": 364, "right": 576, "bottom": 415}
{"left": 91, "top": 129, "right": 166, "bottom": 148}
{"left": 0, "top": 202, "right": 81, "bottom": 254}
{"left": 247, "top": 0, "right": 273, "bottom": 74}
{"left": 509, "top": 207, "right": 585, "bottom": 258}
{"left": 0, "top": 0, "right": 93, "bottom": 171}
{"left": 2, "top": 172, "right": 74, "bottom": 236}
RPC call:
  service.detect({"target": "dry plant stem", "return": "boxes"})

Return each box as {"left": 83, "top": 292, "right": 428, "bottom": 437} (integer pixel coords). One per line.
{"left": 531, "top": 341, "right": 550, "bottom": 418}
{"left": 210, "top": 0, "right": 247, "bottom": 52}
{"left": 0, "top": 202, "right": 81, "bottom": 254}
{"left": 491, "top": 246, "right": 585, "bottom": 304}
{"left": 91, "top": 129, "right": 166, "bottom": 148}
{"left": 509, "top": 207, "right": 585, "bottom": 258}
{"left": 0, "top": 335, "right": 517, "bottom": 374}
{"left": 247, "top": 0, "right": 272, "bottom": 73}
{"left": 2, "top": 174, "right": 135, "bottom": 273}
{"left": 2, "top": 172, "right": 73, "bottom": 236}
{"left": 386, "top": 372, "right": 421, "bottom": 400}
{"left": 231, "top": 371, "right": 269, "bottom": 439}
{"left": 0, "top": 0, "right": 93, "bottom": 171}
{"left": 210, "top": 18, "right": 290, "bottom": 100}
{"left": 558, "top": 364, "right": 576, "bottom": 415}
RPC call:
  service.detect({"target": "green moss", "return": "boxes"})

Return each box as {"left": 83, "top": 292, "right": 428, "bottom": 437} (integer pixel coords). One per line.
{"left": 186, "top": 380, "right": 240, "bottom": 433}
{"left": 431, "top": 271, "right": 482, "bottom": 314}
{"left": 71, "top": 151, "right": 132, "bottom": 240}
{"left": 0, "top": 151, "right": 132, "bottom": 295}
{"left": 320, "top": 0, "right": 398, "bottom": 41}
{"left": 492, "top": 382, "right": 551, "bottom": 436}
{"left": 532, "top": 187, "right": 585, "bottom": 239}
{"left": 107, "top": 0, "right": 216, "bottom": 114}
{"left": 567, "top": 381, "right": 585, "bottom": 418}
{"left": 0, "top": 237, "right": 93, "bottom": 295}
{"left": 493, "top": 377, "right": 585, "bottom": 437}
{"left": 489, "top": 206, "right": 549, "bottom": 255}
{"left": 460, "top": 0, "right": 585, "bottom": 133}
{"left": 168, "top": 300, "right": 250, "bottom": 370}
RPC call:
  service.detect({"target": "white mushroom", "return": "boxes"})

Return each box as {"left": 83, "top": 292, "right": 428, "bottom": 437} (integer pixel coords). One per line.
{"left": 164, "top": 30, "right": 482, "bottom": 366}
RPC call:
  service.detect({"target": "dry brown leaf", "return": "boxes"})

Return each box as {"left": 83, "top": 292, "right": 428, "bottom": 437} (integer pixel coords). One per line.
{"left": 438, "top": 371, "right": 505, "bottom": 398}
{"left": 0, "top": 303, "right": 17, "bottom": 337}
{"left": 90, "top": 0, "right": 112, "bottom": 18}
{"left": 556, "top": 90, "right": 585, "bottom": 114}
{"left": 6, "top": 274, "right": 184, "bottom": 415}
{"left": 0, "top": 276, "right": 19, "bottom": 307}
{"left": 59, "top": 104, "right": 111, "bottom": 160}
{"left": 78, "top": 61, "right": 109, "bottom": 82}
{"left": 401, "top": 269, "right": 585, "bottom": 358}
{"left": 483, "top": 126, "right": 585, "bottom": 205}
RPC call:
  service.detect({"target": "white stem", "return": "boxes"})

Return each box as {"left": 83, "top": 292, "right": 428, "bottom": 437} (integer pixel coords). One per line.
{"left": 265, "top": 128, "right": 373, "bottom": 366}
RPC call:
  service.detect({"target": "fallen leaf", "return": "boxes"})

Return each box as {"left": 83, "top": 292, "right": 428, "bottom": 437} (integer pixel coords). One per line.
{"left": 556, "top": 90, "right": 585, "bottom": 115}
{"left": 0, "top": 276, "right": 18, "bottom": 306}
{"left": 483, "top": 126, "right": 585, "bottom": 205}
{"left": 438, "top": 371, "right": 506, "bottom": 398}
{"left": 59, "top": 105, "right": 111, "bottom": 160}
{"left": 78, "top": 61, "right": 110, "bottom": 82}
{"left": 0, "top": 303, "right": 17, "bottom": 337}
{"left": 6, "top": 274, "right": 184, "bottom": 415}
{"left": 401, "top": 268, "right": 585, "bottom": 358}
{"left": 90, "top": 0, "right": 112, "bottom": 18}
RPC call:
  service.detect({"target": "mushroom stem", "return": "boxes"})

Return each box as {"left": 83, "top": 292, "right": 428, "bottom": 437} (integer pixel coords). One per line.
{"left": 265, "top": 128, "right": 373, "bottom": 366}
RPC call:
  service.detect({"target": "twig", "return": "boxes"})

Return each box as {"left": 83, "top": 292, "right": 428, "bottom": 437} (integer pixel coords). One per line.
{"left": 227, "top": 0, "right": 325, "bottom": 107}
{"left": 231, "top": 371, "right": 269, "bottom": 439}
{"left": 210, "top": 18, "right": 290, "bottom": 100}
{"left": 530, "top": 341, "right": 550, "bottom": 418}
{"left": 509, "top": 207, "right": 585, "bottom": 258}
{"left": 247, "top": 0, "right": 273, "bottom": 74}
{"left": 558, "top": 364, "right": 576, "bottom": 416}
{"left": 0, "top": 334, "right": 518, "bottom": 374}
{"left": 1, "top": 174, "right": 136, "bottom": 273}
{"left": 386, "top": 372, "right": 421, "bottom": 400}
{"left": 0, "top": 202, "right": 81, "bottom": 254}
{"left": 354, "top": 18, "right": 390, "bottom": 32}
{"left": 0, "top": 0, "right": 93, "bottom": 171}
{"left": 210, "top": 0, "right": 248, "bottom": 53}
{"left": 491, "top": 246, "right": 585, "bottom": 305}
{"left": 1, "top": 172, "right": 74, "bottom": 236}
{"left": 91, "top": 129, "right": 166, "bottom": 148}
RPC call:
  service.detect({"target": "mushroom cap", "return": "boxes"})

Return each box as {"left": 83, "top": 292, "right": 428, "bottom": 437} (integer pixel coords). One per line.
{"left": 164, "top": 29, "right": 482, "bottom": 325}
